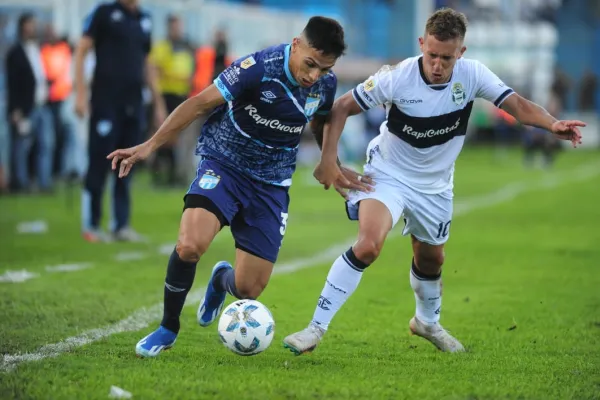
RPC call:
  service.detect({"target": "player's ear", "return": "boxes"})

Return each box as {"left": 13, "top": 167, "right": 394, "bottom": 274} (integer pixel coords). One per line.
{"left": 459, "top": 45, "right": 467, "bottom": 58}
{"left": 291, "top": 37, "right": 300, "bottom": 53}
{"left": 418, "top": 36, "right": 424, "bottom": 52}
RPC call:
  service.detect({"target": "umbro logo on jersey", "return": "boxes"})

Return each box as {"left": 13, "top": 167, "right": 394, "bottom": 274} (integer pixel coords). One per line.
{"left": 260, "top": 91, "right": 276, "bottom": 103}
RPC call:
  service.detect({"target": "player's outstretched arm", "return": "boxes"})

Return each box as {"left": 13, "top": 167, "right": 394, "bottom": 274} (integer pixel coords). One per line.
{"left": 314, "top": 91, "right": 364, "bottom": 189}
{"left": 107, "top": 84, "right": 226, "bottom": 178}
{"left": 500, "top": 94, "right": 585, "bottom": 148}
{"left": 310, "top": 112, "right": 373, "bottom": 198}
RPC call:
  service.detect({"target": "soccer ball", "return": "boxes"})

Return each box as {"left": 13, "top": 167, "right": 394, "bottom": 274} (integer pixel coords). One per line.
{"left": 217, "top": 299, "right": 275, "bottom": 356}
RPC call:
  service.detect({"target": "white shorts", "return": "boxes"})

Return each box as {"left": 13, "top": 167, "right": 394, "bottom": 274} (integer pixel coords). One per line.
{"left": 345, "top": 165, "right": 454, "bottom": 245}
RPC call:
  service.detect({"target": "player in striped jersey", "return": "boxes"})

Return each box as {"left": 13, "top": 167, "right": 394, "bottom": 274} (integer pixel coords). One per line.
{"left": 284, "top": 7, "right": 585, "bottom": 355}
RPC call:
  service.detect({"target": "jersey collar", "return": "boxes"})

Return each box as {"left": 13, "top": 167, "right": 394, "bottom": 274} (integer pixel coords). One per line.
{"left": 284, "top": 44, "right": 300, "bottom": 87}
{"left": 418, "top": 56, "right": 450, "bottom": 91}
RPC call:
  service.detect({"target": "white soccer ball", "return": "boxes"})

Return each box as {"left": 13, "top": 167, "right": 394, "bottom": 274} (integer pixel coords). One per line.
{"left": 217, "top": 299, "right": 275, "bottom": 356}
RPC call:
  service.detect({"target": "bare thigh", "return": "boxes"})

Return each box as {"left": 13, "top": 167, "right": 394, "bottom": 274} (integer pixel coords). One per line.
{"left": 176, "top": 208, "right": 222, "bottom": 262}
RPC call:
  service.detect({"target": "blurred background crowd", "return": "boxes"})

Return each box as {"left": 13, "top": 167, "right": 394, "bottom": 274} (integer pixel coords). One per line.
{"left": 0, "top": 0, "right": 597, "bottom": 196}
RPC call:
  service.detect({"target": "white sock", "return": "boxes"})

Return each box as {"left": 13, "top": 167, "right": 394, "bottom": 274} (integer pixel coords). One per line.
{"left": 410, "top": 263, "right": 442, "bottom": 324}
{"left": 311, "top": 250, "right": 366, "bottom": 330}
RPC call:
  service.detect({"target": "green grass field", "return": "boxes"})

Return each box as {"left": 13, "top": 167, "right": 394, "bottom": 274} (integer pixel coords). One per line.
{"left": 1, "top": 148, "right": 599, "bottom": 400}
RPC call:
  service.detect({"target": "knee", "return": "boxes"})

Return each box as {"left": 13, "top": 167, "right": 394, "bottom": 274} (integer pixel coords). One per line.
{"left": 235, "top": 279, "right": 268, "bottom": 300}
{"left": 176, "top": 240, "right": 208, "bottom": 263}
{"left": 415, "top": 250, "right": 445, "bottom": 275}
{"left": 353, "top": 234, "right": 385, "bottom": 265}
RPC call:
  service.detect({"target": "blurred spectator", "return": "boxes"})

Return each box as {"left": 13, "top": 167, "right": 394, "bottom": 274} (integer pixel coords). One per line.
{"left": 149, "top": 14, "right": 195, "bottom": 186}
{"left": 0, "top": 14, "right": 9, "bottom": 194}
{"left": 6, "top": 13, "right": 54, "bottom": 193}
{"left": 179, "top": 28, "right": 234, "bottom": 183}
{"left": 41, "top": 23, "right": 80, "bottom": 181}
{"left": 212, "top": 29, "right": 229, "bottom": 80}
{"left": 578, "top": 69, "right": 597, "bottom": 112}
{"left": 74, "top": 0, "right": 166, "bottom": 242}
{"left": 522, "top": 92, "right": 562, "bottom": 169}
{"left": 190, "top": 29, "right": 233, "bottom": 97}
{"left": 551, "top": 67, "right": 570, "bottom": 111}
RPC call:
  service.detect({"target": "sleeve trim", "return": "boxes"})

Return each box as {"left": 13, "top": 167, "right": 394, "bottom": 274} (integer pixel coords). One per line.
{"left": 494, "top": 88, "right": 515, "bottom": 107}
{"left": 214, "top": 77, "right": 234, "bottom": 102}
{"left": 352, "top": 87, "right": 370, "bottom": 112}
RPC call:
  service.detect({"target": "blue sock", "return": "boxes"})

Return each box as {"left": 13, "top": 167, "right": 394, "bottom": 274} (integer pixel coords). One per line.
{"left": 213, "top": 268, "right": 245, "bottom": 299}
{"left": 160, "top": 249, "right": 197, "bottom": 333}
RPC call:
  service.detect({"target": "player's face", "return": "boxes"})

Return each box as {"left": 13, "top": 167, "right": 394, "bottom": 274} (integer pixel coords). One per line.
{"left": 419, "top": 34, "right": 466, "bottom": 84}
{"left": 290, "top": 37, "right": 338, "bottom": 88}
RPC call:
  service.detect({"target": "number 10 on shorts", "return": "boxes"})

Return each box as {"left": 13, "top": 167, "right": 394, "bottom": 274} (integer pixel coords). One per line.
{"left": 436, "top": 220, "right": 451, "bottom": 239}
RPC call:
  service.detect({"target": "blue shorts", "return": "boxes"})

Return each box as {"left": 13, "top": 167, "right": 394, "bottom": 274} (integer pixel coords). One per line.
{"left": 186, "top": 159, "right": 290, "bottom": 263}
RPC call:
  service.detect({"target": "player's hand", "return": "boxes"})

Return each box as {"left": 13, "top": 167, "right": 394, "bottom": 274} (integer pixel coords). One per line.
{"left": 332, "top": 166, "right": 374, "bottom": 200}
{"left": 314, "top": 160, "right": 373, "bottom": 195}
{"left": 550, "top": 120, "right": 585, "bottom": 148}
{"left": 314, "top": 160, "right": 349, "bottom": 190}
{"left": 106, "top": 142, "right": 153, "bottom": 178}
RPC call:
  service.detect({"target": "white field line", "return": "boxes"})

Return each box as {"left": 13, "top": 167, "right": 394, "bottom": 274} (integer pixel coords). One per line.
{"left": 114, "top": 252, "right": 148, "bottom": 262}
{"left": 45, "top": 263, "right": 93, "bottom": 273}
{"left": 0, "top": 264, "right": 93, "bottom": 284}
{"left": 1, "top": 161, "right": 599, "bottom": 372}
{"left": 0, "top": 270, "right": 39, "bottom": 283}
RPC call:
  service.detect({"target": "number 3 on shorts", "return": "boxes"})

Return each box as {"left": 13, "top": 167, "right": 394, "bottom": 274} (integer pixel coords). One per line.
{"left": 280, "top": 212, "right": 289, "bottom": 236}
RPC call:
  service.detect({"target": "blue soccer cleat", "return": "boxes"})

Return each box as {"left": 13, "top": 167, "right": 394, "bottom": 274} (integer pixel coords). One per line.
{"left": 135, "top": 326, "right": 177, "bottom": 358}
{"left": 197, "top": 261, "right": 232, "bottom": 327}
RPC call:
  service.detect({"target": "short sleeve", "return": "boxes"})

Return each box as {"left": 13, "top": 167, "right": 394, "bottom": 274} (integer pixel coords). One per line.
{"left": 351, "top": 64, "right": 395, "bottom": 112}
{"left": 213, "top": 54, "right": 263, "bottom": 102}
{"left": 82, "top": 4, "right": 105, "bottom": 40}
{"left": 316, "top": 73, "right": 338, "bottom": 116}
{"left": 475, "top": 61, "right": 515, "bottom": 107}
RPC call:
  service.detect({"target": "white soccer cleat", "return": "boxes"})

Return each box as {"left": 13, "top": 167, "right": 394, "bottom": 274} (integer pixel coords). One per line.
{"left": 409, "top": 316, "right": 465, "bottom": 352}
{"left": 113, "top": 227, "right": 147, "bottom": 243}
{"left": 283, "top": 324, "right": 325, "bottom": 355}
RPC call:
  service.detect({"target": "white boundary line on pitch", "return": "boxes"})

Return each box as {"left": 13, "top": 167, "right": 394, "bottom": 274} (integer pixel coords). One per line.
{"left": 2, "top": 161, "right": 599, "bottom": 372}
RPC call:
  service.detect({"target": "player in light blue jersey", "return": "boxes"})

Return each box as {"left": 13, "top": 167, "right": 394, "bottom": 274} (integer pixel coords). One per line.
{"left": 107, "top": 16, "right": 372, "bottom": 358}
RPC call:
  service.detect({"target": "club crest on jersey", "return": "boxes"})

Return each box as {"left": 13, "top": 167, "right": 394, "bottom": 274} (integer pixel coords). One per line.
{"left": 198, "top": 170, "right": 221, "bottom": 190}
{"left": 304, "top": 94, "right": 320, "bottom": 117}
{"left": 451, "top": 82, "right": 465, "bottom": 105}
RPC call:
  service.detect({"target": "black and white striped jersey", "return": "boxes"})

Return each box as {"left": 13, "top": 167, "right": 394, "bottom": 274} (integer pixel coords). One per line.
{"left": 352, "top": 55, "right": 514, "bottom": 194}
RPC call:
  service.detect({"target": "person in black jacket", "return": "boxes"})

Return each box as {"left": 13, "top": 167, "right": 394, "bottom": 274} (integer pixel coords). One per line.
{"left": 5, "top": 13, "right": 54, "bottom": 192}
{"left": 74, "top": 0, "right": 166, "bottom": 242}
